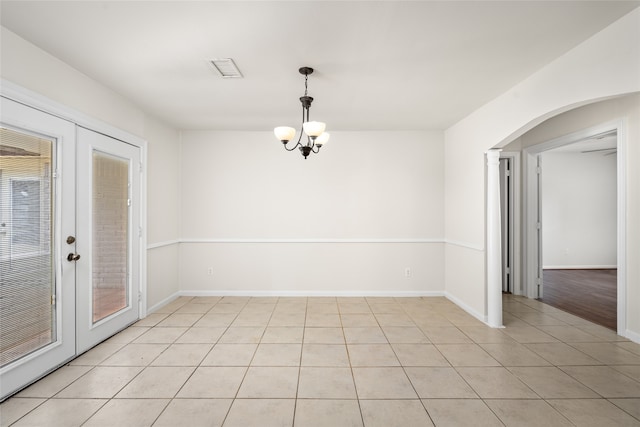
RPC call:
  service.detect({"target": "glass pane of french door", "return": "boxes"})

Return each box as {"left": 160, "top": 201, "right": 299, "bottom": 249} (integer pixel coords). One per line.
{"left": 0, "top": 97, "right": 76, "bottom": 401}
{"left": 0, "top": 128, "right": 54, "bottom": 367}
{"left": 92, "top": 151, "right": 129, "bottom": 323}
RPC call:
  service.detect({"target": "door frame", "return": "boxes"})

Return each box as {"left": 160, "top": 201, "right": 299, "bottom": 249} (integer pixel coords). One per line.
{"left": 1, "top": 79, "right": 148, "bottom": 321}
{"left": 0, "top": 80, "right": 147, "bottom": 398}
{"left": 522, "top": 119, "right": 626, "bottom": 334}
{"left": 499, "top": 152, "right": 521, "bottom": 295}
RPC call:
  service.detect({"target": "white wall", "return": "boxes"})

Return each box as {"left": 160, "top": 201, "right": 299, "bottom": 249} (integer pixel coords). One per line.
{"left": 444, "top": 7, "right": 640, "bottom": 335}
{"left": 144, "top": 120, "right": 181, "bottom": 308}
{"left": 179, "top": 130, "right": 445, "bottom": 295}
{"left": 541, "top": 151, "right": 617, "bottom": 268}
{"left": 0, "top": 26, "right": 181, "bottom": 309}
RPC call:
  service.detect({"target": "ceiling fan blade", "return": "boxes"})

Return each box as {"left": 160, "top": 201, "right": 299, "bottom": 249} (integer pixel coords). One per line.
{"left": 580, "top": 148, "right": 617, "bottom": 153}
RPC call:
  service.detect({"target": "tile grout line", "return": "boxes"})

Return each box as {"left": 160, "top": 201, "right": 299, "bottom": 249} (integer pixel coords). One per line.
{"left": 346, "top": 298, "right": 368, "bottom": 427}
{"left": 290, "top": 297, "right": 309, "bottom": 427}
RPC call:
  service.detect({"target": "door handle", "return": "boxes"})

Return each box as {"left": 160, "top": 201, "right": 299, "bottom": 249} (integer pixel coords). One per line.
{"left": 67, "top": 253, "right": 81, "bottom": 262}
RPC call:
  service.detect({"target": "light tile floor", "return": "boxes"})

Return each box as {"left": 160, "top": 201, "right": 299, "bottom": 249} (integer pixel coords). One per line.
{"left": 2, "top": 294, "right": 640, "bottom": 426}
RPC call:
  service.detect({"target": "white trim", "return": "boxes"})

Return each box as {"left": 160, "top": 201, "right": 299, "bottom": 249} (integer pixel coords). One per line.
{"left": 1, "top": 80, "right": 145, "bottom": 147}
{"left": 523, "top": 119, "right": 627, "bottom": 334}
{"left": 443, "top": 239, "right": 484, "bottom": 251}
{"left": 151, "top": 238, "right": 462, "bottom": 247}
{"left": 139, "top": 142, "right": 148, "bottom": 318}
{"left": 525, "top": 121, "right": 622, "bottom": 154}
{"left": 486, "top": 149, "right": 504, "bottom": 328}
{"left": 444, "top": 292, "right": 493, "bottom": 325}
{"left": 543, "top": 265, "right": 617, "bottom": 270}
{"left": 523, "top": 149, "right": 539, "bottom": 299}
{"left": 147, "top": 239, "right": 180, "bottom": 250}
{"left": 180, "top": 238, "right": 445, "bottom": 244}
{"left": 178, "top": 290, "right": 446, "bottom": 298}
{"left": 153, "top": 237, "right": 468, "bottom": 247}
{"left": 625, "top": 329, "right": 640, "bottom": 344}
{"left": 500, "top": 151, "right": 522, "bottom": 295}
{"left": 616, "top": 120, "right": 628, "bottom": 336}
{"left": 147, "top": 292, "right": 181, "bottom": 314}
{"left": 148, "top": 291, "right": 448, "bottom": 311}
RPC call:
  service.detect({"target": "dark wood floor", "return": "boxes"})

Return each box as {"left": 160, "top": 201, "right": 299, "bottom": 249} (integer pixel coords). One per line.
{"left": 540, "top": 269, "right": 617, "bottom": 330}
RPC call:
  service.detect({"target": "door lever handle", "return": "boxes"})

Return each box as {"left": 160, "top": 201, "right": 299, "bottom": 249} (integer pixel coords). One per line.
{"left": 67, "top": 253, "right": 81, "bottom": 262}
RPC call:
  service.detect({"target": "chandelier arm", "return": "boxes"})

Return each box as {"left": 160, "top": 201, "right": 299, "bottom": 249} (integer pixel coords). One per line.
{"left": 282, "top": 122, "right": 304, "bottom": 151}
{"left": 283, "top": 139, "right": 301, "bottom": 151}
{"left": 311, "top": 144, "right": 321, "bottom": 154}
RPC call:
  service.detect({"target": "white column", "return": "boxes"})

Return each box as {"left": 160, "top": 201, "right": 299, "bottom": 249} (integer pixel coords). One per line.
{"left": 486, "top": 149, "right": 504, "bottom": 328}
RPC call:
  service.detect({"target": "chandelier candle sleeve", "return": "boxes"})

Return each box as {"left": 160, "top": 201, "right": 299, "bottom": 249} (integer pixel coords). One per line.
{"left": 274, "top": 67, "right": 330, "bottom": 159}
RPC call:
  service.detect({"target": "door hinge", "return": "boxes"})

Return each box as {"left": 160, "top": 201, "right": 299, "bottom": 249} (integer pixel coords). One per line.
{"left": 53, "top": 171, "right": 58, "bottom": 179}
{"left": 139, "top": 162, "right": 143, "bottom": 173}
{"left": 536, "top": 222, "right": 541, "bottom": 230}
{"left": 127, "top": 198, "right": 131, "bottom": 207}
{"left": 536, "top": 166, "right": 542, "bottom": 174}
{"left": 51, "top": 294, "right": 56, "bottom": 306}
{"left": 506, "top": 170, "right": 511, "bottom": 177}
{"left": 138, "top": 226, "right": 143, "bottom": 238}
{"left": 138, "top": 292, "right": 142, "bottom": 303}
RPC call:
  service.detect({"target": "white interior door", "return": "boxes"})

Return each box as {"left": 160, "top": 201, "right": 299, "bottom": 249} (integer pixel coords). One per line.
{"left": 0, "top": 97, "right": 76, "bottom": 400}
{"left": 75, "top": 127, "right": 140, "bottom": 353}
{"left": 499, "top": 158, "right": 511, "bottom": 293}
{"left": 536, "top": 154, "right": 544, "bottom": 299}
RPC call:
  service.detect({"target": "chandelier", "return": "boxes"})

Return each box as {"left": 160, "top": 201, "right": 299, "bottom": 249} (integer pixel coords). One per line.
{"left": 274, "top": 67, "right": 330, "bottom": 159}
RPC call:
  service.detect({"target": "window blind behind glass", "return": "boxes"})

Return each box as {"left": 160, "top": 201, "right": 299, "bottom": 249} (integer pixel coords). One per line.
{"left": 0, "top": 127, "right": 55, "bottom": 367}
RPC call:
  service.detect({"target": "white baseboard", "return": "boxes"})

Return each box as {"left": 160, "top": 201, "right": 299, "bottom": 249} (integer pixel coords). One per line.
{"left": 178, "top": 290, "right": 445, "bottom": 298}
{"left": 542, "top": 265, "right": 617, "bottom": 270}
{"left": 149, "top": 290, "right": 498, "bottom": 327}
{"left": 179, "top": 238, "right": 444, "bottom": 244}
{"left": 147, "top": 292, "right": 181, "bottom": 314}
{"left": 624, "top": 329, "right": 640, "bottom": 344}
{"left": 444, "top": 292, "right": 488, "bottom": 324}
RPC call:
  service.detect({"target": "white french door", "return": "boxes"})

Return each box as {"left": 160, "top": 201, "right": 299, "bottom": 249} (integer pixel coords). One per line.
{"left": 0, "top": 98, "right": 141, "bottom": 400}
{"left": 75, "top": 127, "right": 140, "bottom": 353}
{"left": 0, "top": 97, "right": 76, "bottom": 401}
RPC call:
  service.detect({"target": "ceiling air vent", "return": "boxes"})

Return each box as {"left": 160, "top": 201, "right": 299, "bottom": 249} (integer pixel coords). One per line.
{"left": 209, "top": 58, "right": 243, "bottom": 78}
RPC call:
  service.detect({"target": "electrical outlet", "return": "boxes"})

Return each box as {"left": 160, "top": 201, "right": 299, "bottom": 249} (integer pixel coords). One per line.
{"left": 207, "top": 267, "right": 213, "bottom": 276}
{"left": 405, "top": 267, "right": 412, "bottom": 278}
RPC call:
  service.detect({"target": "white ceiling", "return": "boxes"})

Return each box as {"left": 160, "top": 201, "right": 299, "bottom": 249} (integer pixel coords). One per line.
{"left": 1, "top": 1, "right": 638, "bottom": 131}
